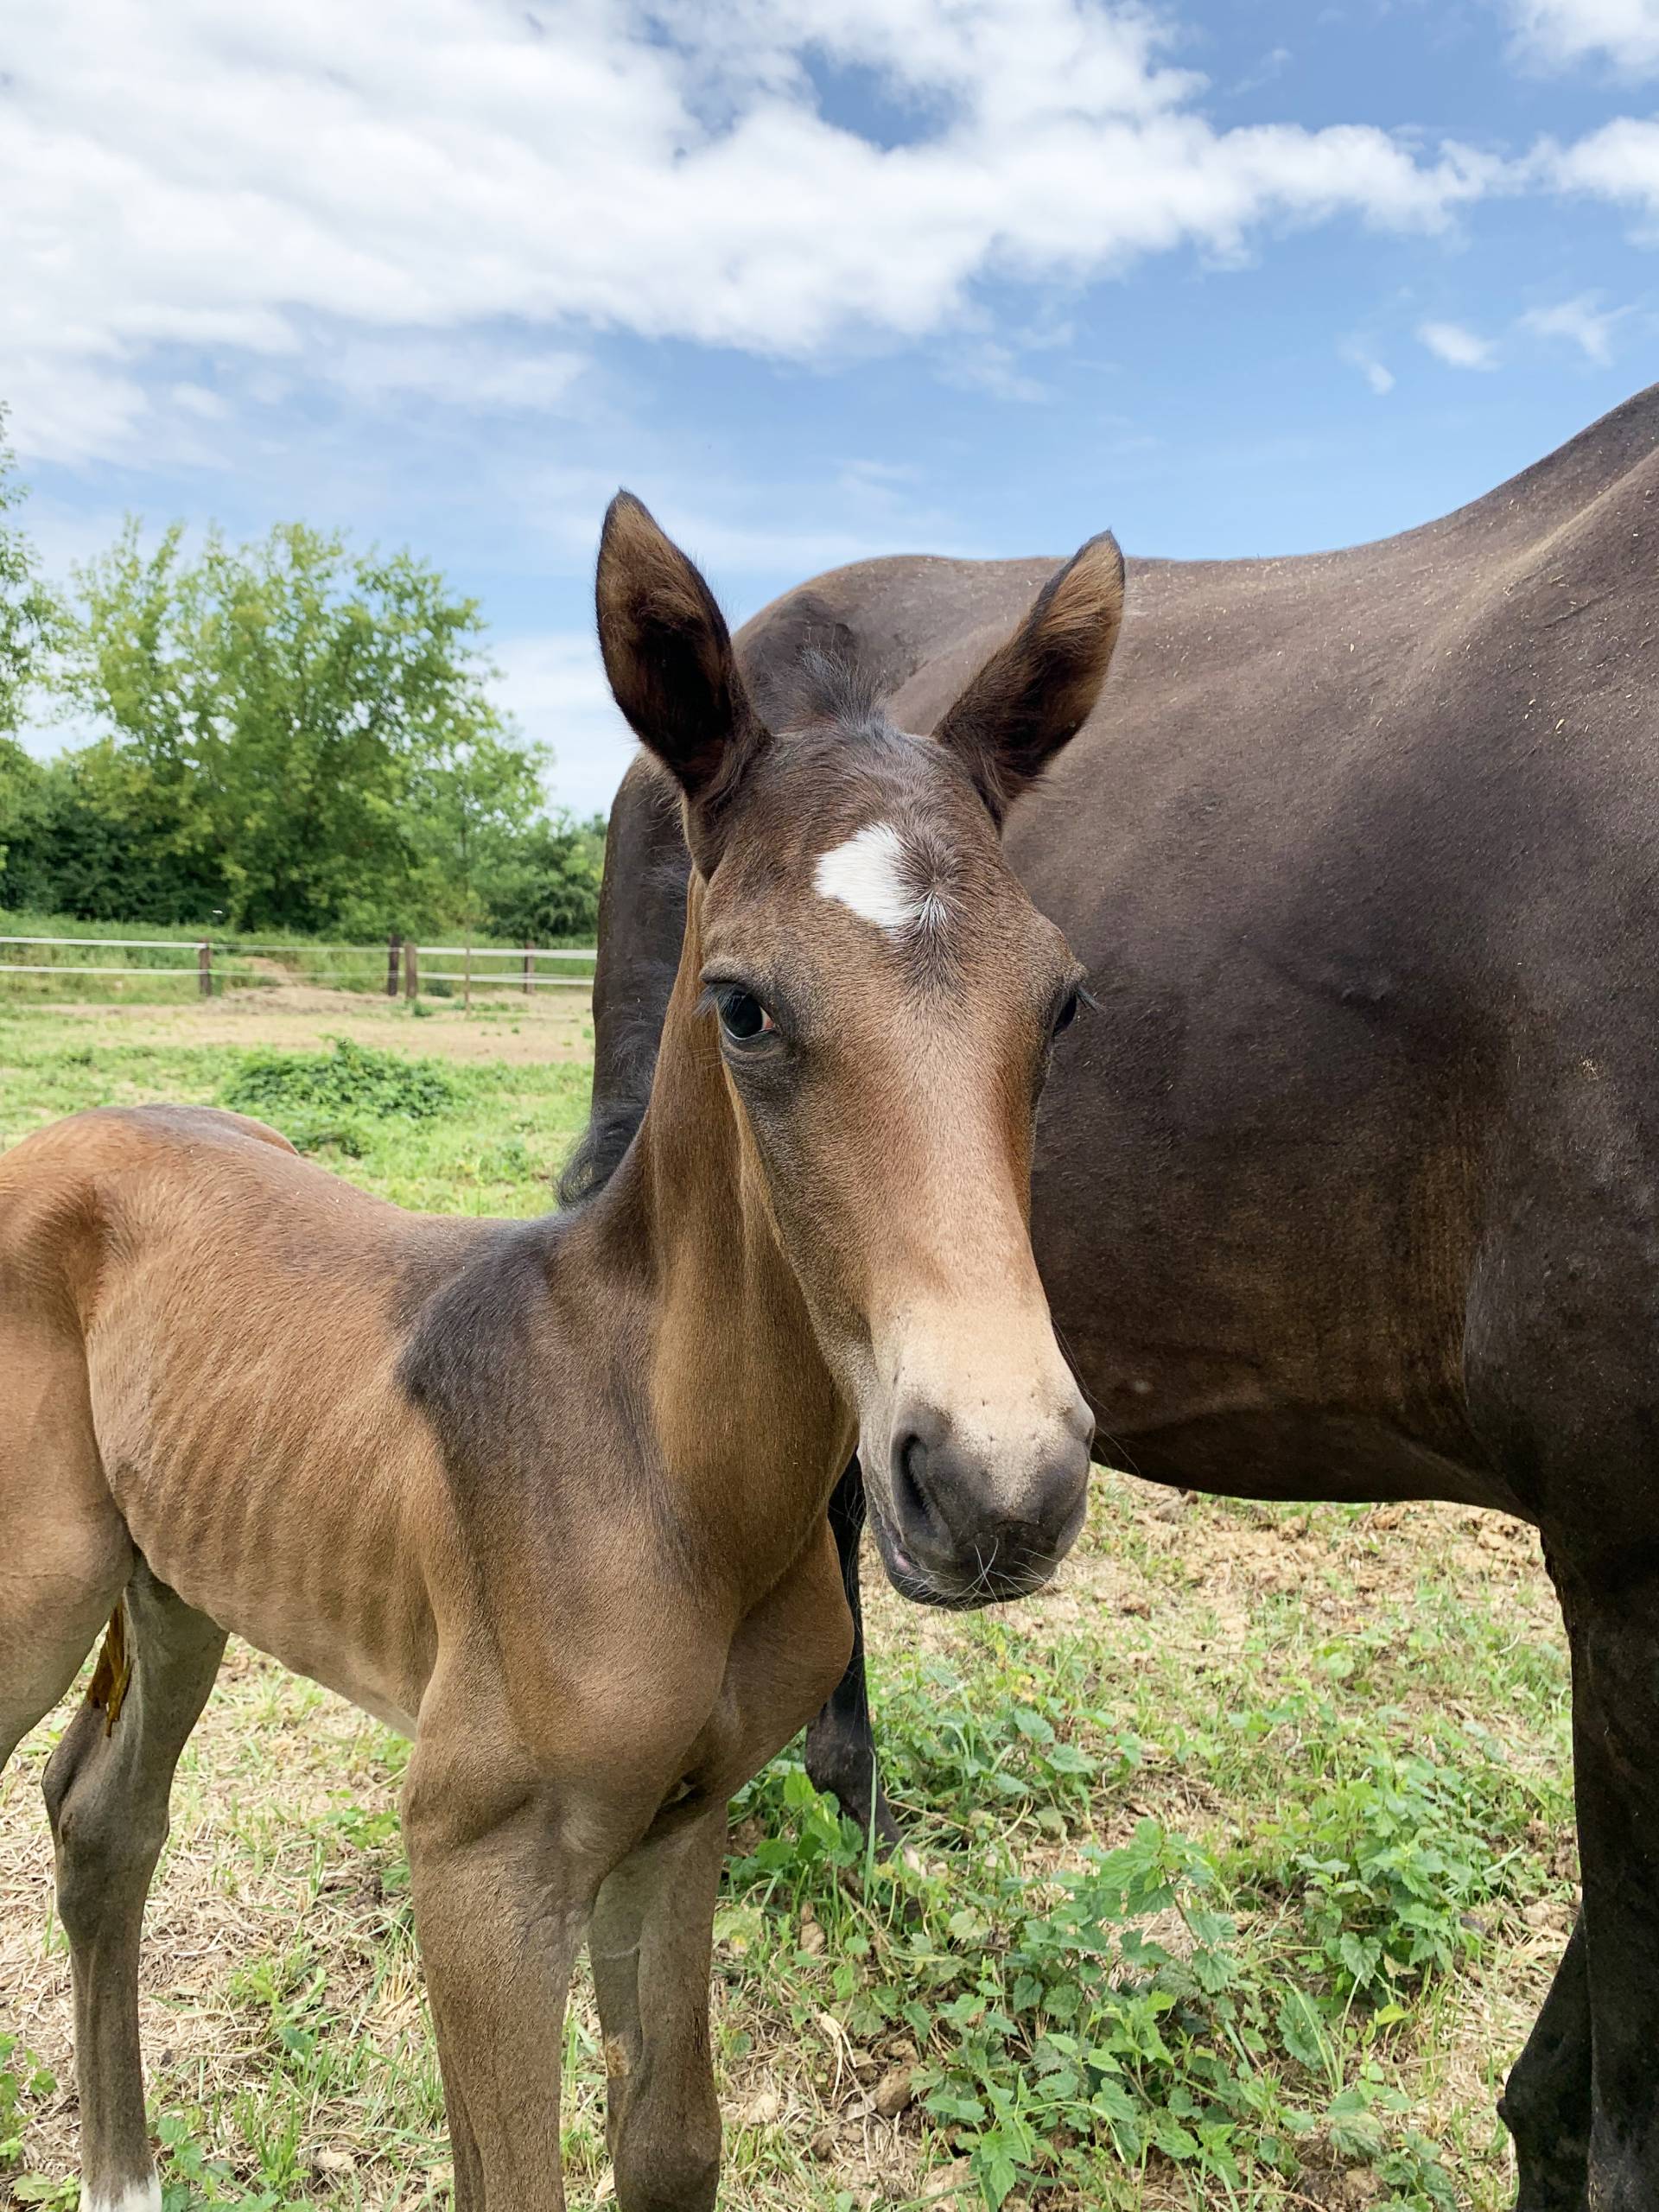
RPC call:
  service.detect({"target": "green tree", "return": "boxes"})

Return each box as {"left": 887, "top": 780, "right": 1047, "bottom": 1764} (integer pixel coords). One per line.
{"left": 0, "top": 409, "right": 63, "bottom": 890}
{"left": 60, "top": 519, "right": 550, "bottom": 934}
{"left": 0, "top": 736, "right": 45, "bottom": 891}
{"left": 480, "top": 812, "right": 606, "bottom": 944}
{"left": 2, "top": 740, "right": 226, "bottom": 922}
{"left": 410, "top": 713, "right": 552, "bottom": 942}
{"left": 0, "top": 409, "right": 60, "bottom": 741}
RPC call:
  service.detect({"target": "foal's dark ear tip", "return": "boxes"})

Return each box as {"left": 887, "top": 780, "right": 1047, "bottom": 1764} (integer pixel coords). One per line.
{"left": 1069, "top": 528, "right": 1126, "bottom": 594}
{"left": 601, "top": 488, "right": 653, "bottom": 542}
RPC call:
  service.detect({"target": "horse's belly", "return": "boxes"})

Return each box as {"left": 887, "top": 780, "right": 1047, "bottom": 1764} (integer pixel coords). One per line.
{"left": 118, "top": 1468, "right": 434, "bottom": 1733}
{"left": 1103, "top": 1398, "right": 1524, "bottom": 1516}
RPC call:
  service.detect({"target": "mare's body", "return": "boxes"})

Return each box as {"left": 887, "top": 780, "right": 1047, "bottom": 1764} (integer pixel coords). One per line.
{"left": 576, "top": 389, "right": 1659, "bottom": 2207}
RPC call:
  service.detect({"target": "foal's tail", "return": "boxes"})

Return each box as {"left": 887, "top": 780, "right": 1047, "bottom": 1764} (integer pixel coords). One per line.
{"left": 86, "top": 1598, "right": 134, "bottom": 1735}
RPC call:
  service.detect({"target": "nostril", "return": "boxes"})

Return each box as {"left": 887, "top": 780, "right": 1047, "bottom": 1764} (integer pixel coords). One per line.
{"left": 893, "top": 1431, "right": 936, "bottom": 1536}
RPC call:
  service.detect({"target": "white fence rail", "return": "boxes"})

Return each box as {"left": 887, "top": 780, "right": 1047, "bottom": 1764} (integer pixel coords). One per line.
{"left": 0, "top": 931, "right": 597, "bottom": 1001}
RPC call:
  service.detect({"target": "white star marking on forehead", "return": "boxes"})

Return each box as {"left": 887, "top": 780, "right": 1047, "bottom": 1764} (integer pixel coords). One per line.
{"left": 814, "top": 822, "right": 949, "bottom": 938}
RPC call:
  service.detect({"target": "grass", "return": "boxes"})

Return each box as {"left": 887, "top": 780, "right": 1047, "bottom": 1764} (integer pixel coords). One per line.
{"left": 0, "top": 995, "right": 1573, "bottom": 2209}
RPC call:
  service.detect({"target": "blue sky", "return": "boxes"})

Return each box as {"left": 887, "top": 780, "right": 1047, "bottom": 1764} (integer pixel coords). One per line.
{"left": 5, "top": 0, "right": 1659, "bottom": 812}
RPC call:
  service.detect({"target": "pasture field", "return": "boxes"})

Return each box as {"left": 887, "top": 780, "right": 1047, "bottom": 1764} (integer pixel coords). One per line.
{"left": 0, "top": 995, "right": 1572, "bottom": 2211}
{"left": 0, "top": 911, "right": 595, "bottom": 1009}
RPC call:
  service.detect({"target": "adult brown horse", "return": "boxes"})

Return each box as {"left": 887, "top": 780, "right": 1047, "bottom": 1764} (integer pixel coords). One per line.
{"left": 569, "top": 386, "right": 1659, "bottom": 2210}
{"left": 0, "top": 496, "right": 1123, "bottom": 2212}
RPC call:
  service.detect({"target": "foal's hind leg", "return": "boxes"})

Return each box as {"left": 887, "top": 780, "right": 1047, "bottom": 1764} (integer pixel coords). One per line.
{"left": 43, "top": 1564, "right": 226, "bottom": 2212}
{"left": 0, "top": 1340, "right": 133, "bottom": 1775}
{"left": 1498, "top": 1909, "right": 1590, "bottom": 2210}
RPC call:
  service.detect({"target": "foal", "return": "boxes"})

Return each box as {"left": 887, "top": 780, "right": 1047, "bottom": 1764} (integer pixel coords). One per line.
{"left": 0, "top": 494, "right": 1122, "bottom": 2212}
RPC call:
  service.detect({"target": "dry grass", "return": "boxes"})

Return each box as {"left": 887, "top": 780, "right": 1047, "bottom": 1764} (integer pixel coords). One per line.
{"left": 0, "top": 995, "right": 1574, "bottom": 2210}
{"left": 0, "top": 1488, "right": 1572, "bottom": 2210}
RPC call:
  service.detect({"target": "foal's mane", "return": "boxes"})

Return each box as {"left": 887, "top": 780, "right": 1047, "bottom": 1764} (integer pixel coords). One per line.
{"left": 557, "top": 645, "right": 894, "bottom": 1211}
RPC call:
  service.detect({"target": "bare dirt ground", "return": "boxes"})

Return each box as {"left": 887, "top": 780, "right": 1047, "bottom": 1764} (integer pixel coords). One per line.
{"left": 29, "top": 985, "right": 594, "bottom": 1065}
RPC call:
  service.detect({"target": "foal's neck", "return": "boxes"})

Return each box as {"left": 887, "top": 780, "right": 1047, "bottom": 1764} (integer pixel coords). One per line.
{"left": 587, "top": 879, "right": 853, "bottom": 1580}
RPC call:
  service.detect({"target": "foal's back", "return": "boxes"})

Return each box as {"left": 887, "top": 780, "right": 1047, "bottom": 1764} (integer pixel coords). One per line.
{"left": 0, "top": 1104, "right": 480, "bottom": 1745}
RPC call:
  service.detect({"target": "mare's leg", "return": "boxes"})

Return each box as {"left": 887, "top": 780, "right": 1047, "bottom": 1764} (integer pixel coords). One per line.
{"left": 42, "top": 1564, "right": 226, "bottom": 2212}
{"left": 1549, "top": 1552, "right": 1659, "bottom": 2207}
{"left": 1498, "top": 1909, "right": 1590, "bottom": 2211}
{"left": 589, "top": 1808, "right": 725, "bottom": 2212}
{"left": 804, "top": 1459, "right": 899, "bottom": 1845}
{"left": 1465, "top": 1116, "right": 1659, "bottom": 2210}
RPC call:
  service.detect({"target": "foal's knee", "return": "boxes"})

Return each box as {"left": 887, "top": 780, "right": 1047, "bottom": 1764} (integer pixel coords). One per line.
{"left": 613, "top": 2128, "right": 719, "bottom": 2212}
{"left": 610, "top": 2072, "right": 720, "bottom": 2212}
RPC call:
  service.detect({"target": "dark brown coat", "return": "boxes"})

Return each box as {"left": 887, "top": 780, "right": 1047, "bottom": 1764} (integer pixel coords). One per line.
{"left": 576, "top": 388, "right": 1659, "bottom": 2206}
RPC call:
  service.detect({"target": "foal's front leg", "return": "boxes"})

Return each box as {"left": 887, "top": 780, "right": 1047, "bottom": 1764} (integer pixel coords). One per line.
{"left": 589, "top": 1522, "right": 854, "bottom": 2210}
{"left": 589, "top": 1807, "right": 726, "bottom": 2212}
{"left": 404, "top": 1696, "right": 640, "bottom": 2212}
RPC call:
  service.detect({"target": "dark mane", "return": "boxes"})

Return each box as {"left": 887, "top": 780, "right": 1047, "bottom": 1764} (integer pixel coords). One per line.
{"left": 772, "top": 644, "right": 887, "bottom": 736}
{"left": 557, "top": 1088, "right": 651, "bottom": 1207}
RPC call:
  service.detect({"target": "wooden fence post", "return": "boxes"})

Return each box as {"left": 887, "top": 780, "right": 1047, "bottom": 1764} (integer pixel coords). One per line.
{"left": 386, "top": 934, "right": 401, "bottom": 998}
{"left": 523, "top": 944, "right": 533, "bottom": 996}
{"left": 198, "top": 941, "right": 212, "bottom": 998}
{"left": 404, "top": 940, "right": 418, "bottom": 1004}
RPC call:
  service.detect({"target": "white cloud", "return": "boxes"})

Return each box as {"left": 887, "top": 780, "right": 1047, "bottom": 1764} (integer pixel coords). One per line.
{"left": 1522, "top": 292, "right": 1625, "bottom": 359}
{"left": 322, "top": 336, "right": 590, "bottom": 413}
{"left": 0, "top": 0, "right": 1503, "bottom": 463}
{"left": 1417, "top": 319, "right": 1499, "bottom": 369}
{"left": 1548, "top": 115, "right": 1659, "bottom": 224}
{"left": 1339, "top": 338, "right": 1395, "bottom": 394}
{"left": 942, "top": 340, "right": 1055, "bottom": 404}
{"left": 1507, "top": 0, "right": 1659, "bottom": 71}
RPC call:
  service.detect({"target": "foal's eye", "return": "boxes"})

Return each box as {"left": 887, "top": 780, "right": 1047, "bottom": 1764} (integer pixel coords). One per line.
{"left": 715, "top": 988, "right": 774, "bottom": 1044}
{"left": 1052, "top": 989, "right": 1082, "bottom": 1039}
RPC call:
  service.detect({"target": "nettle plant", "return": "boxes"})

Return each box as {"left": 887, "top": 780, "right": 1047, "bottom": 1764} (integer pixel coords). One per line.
{"left": 722, "top": 1648, "right": 1531, "bottom": 2209}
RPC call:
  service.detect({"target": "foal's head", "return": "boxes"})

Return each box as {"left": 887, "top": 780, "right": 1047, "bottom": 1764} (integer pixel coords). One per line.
{"left": 596, "top": 496, "right": 1123, "bottom": 1608}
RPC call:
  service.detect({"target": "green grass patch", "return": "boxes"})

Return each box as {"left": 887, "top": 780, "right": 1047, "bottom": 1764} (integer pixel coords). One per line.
{"left": 0, "top": 1007, "right": 1572, "bottom": 2211}
{"left": 0, "top": 1015, "right": 592, "bottom": 1213}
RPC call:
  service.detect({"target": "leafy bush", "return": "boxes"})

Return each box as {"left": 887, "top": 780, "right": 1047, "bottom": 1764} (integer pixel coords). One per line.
{"left": 716, "top": 1622, "right": 1532, "bottom": 2212}
{"left": 218, "top": 1036, "right": 461, "bottom": 1154}
{"left": 1243, "top": 1750, "right": 1515, "bottom": 2001}
{"left": 478, "top": 812, "right": 605, "bottom": 944}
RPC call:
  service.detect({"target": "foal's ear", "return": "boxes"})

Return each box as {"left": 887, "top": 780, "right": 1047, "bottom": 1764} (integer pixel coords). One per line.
{"left": 932, "top": 531, "right": 1125, "bottom": 822}
{"left": 596, "top": 493, "right": 767, "bottom": 861}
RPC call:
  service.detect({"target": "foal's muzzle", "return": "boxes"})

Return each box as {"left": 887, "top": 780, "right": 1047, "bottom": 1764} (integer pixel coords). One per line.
{"left": 871, "top": 1400, "right": 1093, "bottom": 1611}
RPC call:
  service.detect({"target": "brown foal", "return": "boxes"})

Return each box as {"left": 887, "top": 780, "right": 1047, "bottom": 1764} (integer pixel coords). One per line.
{"left": 0, "top": 495, "right": 1122, "bottom": 2212}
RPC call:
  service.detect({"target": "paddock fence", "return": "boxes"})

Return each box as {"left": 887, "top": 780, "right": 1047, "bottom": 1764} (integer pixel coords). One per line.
{"left": 0, "top": 931, "right": 597, "bottom": 1003}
